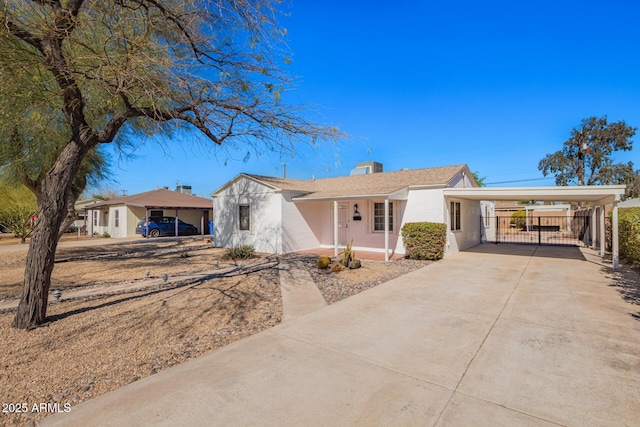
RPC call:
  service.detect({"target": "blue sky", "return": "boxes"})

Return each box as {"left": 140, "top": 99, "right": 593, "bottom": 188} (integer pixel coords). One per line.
{"left": 106, "top": 0, "right": 640, "bottom": 197}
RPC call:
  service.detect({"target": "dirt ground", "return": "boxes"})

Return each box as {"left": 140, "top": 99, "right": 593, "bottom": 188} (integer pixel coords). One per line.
{"left": 0, "top": 238, "right": 429, "bottom": 426}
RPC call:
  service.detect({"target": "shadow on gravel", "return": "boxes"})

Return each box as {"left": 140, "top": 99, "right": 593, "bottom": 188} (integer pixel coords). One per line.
{"left": 47, "top": 257, "right": 280, "bottom": 324}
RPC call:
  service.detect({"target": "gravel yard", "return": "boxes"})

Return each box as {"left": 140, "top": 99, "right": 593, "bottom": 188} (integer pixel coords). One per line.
{"left": 0, "top": 239, "right": 430, "bottom": 426}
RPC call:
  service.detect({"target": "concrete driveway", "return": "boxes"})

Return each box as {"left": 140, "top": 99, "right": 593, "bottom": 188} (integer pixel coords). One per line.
{"left": 43, "top": 244, "right": 640, "bottom": 426}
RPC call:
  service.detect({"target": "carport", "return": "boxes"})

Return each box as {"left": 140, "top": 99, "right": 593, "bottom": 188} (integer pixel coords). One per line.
{"left": 84, "top": 188, "right": 213, "bottom": 238}
{"left": 443, "top": 185, "right": 626, "bottom": 269}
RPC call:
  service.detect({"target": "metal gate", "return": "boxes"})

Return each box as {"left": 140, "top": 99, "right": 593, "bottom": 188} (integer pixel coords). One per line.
{"left": 484, "top": 215, "right": 591, "bottom": 246}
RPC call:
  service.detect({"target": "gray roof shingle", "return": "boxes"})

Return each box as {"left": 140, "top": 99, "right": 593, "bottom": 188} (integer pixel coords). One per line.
{"left": 240, "top": 164, "right": 467, "bottom": 200}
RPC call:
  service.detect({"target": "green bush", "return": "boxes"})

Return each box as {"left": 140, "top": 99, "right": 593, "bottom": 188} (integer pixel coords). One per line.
{"left": 401, "top": 222, "right": 447, "bottom": 260}
{"left": 222, "top": 245, "right": 255, "bottom": 260}
{"left": 317, "top": 256, "right": 331, "bottom": 269}
{"left": 102, "top": 232, "right": 110, "bottom": 238}
{"left": 510, "top": 210, "right": 526, "bottom": 229}
{"left": 619, "top": 207, "right": 640, "bottom": 266}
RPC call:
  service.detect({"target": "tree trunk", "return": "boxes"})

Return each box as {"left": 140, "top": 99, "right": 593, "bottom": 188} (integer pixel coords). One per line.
{"left": 12, "top": 141, "right": 89, "bottom": 329}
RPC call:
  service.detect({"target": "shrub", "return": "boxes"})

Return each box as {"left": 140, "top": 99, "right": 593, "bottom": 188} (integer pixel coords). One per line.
{"left": 401, "top": 222, "right": 447, "bottom": 260}
{"left": 222, "top": 245, "right": 255, "bottom": 260}
{"left": 317, "top": 256, "right": 331, "bottom": 269}
{"left": 619, "top": 207, "right": 640, "bottom": 266}
{"left": 510, "top": 210, "right": 526, "bottom": 229}
{"left": 102, "top": 232, "right": 110, "bottom": 238}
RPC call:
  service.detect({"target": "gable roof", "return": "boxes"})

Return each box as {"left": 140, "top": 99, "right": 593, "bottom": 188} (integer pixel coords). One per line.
{"left": 87, "top": 188, "right": 212, "bottom": 210}
{"left": 212, "top": 164, "right": 470, "bottom": 200}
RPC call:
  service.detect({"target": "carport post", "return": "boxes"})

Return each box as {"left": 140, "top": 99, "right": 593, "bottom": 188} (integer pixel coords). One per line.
{"left": 145, "top": 209, "right": 149, "bottom": 239}
{"left": 612, "top": 201, "right": 619, "bottom": 270}
{"left": 384, "top": 198, "right": 390, "bottom": 262}
{"left": 175, "top": 209, "right": 179, "bottom": 236}
{"left": 591, "top": 207, "right": 597, "bottom": 248}
{"left": 600, "top": 207, "right": 605, "bottom": 259}
{"left": 333, "top": 201, "right": 339, "bottom": 257}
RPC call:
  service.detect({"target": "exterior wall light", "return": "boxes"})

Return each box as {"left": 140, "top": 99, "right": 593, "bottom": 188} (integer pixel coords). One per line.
{"left": 353, "top": 204, "right": 362, "bottom": 221}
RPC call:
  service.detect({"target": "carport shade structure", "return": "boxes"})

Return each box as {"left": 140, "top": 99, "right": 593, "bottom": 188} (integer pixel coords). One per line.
{"left": 443, "top": 185, "right": 626, "bottom": 269}
{"left": 84, "top": 188, "right": 213, "bottom": 238}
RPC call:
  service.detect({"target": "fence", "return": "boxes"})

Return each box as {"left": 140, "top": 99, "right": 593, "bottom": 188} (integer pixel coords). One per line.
{"left": 484, "top": 215, "right": 591, "bottom": 246}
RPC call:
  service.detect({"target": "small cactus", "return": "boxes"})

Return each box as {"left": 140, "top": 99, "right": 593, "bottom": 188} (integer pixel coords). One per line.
{"left": 317, "top": 256, "right": 331, "bottom": 269}
{"left": 331, "top": 262, "right": 343, "bottom": 273}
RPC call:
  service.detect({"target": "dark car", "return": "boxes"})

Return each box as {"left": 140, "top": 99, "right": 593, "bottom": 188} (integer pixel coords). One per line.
{"left": 135, "top": 217, "right": 198, "bottom": 237}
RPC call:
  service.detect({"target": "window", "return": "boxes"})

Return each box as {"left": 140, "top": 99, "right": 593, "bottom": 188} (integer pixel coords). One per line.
{"left": 484, "top": 205, "right": 491, "bottom": 227}
{"left": 450, "top": 201, "right": 461, "bottom": 231}
{"left": 373, "top": 202, "right": 393, "bottom": 232}
{"left": 93, "top": 211, "right": 97, "bottom": 226}
{"left": 238, "top": 204, "right": 250, "bottom": 231}
{"left": 150, "top": 210, "right": 163, "bottom": 219}
{"left": 114, "top": 210, "right": 120, "bottom": 227}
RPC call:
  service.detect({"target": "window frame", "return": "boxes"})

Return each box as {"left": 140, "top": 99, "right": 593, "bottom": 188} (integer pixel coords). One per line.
{"left": 238, "top": 204, "right": 251, "bottom": 231}
{"left": 372, "top": 201, "right": 393, "bottom": 233}
{"left": 450, "top": 201, "right": 461, "bottom": 231}
{"left": 114, "top": 209, "right": 120, "bottom": 227}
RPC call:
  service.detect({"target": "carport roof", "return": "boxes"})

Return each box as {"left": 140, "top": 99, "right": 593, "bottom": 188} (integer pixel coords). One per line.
{"left": 86, "top": 188, "right": 213, "bottom": 210}
{"left": 444, "top": 185, "right": 626, "bottom": 205}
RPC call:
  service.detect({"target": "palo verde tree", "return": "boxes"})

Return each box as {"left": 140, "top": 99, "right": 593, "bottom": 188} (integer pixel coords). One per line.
{"left": 0, "top": 184, "right": 38, "bottom": 243}
{"left": 1, "top": 0, "right": 339, "bottom": 329}
{"left": 538, "top": 116, "right": 637, "bottom": 189}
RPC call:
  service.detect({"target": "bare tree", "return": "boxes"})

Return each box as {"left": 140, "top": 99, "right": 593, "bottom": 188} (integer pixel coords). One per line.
{"left": 0, "top": 0, "right": 340, "bottom": 329}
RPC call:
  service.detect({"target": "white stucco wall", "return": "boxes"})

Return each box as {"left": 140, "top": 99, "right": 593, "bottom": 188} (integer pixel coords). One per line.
{"left": 213, "top": 177, "right": 282, "bottom": 254}
{"left": 281, "top": 194, "right": 321, "bottom": 252}
{"left": 480, "top": 201, "right": 495, "bottom": 242}
{"left": 394, "top": 188, "right": 447, "bottom": 254}
{"left": 445, "top": 197, "right": 482, "bottom": 255}
{"left": 108, "top": 207, "right": 127, "bottom": 238}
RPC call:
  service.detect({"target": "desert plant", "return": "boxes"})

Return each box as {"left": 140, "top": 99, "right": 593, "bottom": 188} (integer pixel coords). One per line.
{"left": 510, "top": 210, "right": 526, "bottom": 229}
{"left": 223, "top": 245, "right": 255, "bottom": 260}
{"left": 401, "top": 222, "right": 447, "bottom": 260}
{"left": 340, "top": 239, "right": 361, "bottom": 269}
{"left": 331, "top": 262, "right": 343, "bottom": 273}
{"left": 317, "top": 256, "right": 331, "bottom": 269}
{"left": 102, "top": 232, "right": 110, "bottom": 238}
{"left": 619, "top": 207, "right": 640, "bottom": 266}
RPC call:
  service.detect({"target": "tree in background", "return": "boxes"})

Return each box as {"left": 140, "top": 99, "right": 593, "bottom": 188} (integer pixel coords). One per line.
{"left": 0, "top": 185, "right": 38, "bottom": 244}
{"left": 538, "top": 116, "right": 636, "bottom": 189}
{"left": 471, "top": 171, "right": 486, "bottom": 187}
{"left": 1, "top": 0, "right": 340, "bottom": 329}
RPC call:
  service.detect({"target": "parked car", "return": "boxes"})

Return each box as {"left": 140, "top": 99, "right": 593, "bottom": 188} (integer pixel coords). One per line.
{"left": 135, "top": 217, "right": 198, "bottom": 237}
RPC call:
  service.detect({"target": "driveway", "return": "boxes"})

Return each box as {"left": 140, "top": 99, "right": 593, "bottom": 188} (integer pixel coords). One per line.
{"left": 43, "top": 244, "right": 640, "bottom": 426}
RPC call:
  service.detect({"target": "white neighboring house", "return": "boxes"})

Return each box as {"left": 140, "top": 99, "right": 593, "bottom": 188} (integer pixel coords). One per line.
{"left": 211, "top": 163, "right": 482, "bottom": 260}
{"left": 619, "top": 198, "right": 640, "bottom": 208}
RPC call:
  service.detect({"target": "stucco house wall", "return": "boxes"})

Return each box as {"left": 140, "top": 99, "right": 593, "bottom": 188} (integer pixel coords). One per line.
{"left": 446, "top": 197, "right": 482, "bottom": 254}
{"left": 213, "top": 177, "right": 282, "bottom": 253}
{"left": 281, "top": 193, "right": 321, "bottom": 252}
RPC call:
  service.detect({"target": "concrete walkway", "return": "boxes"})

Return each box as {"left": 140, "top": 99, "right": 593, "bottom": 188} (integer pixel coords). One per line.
{"left": 278, "top": 258, "right": 327, "bottom": 321}
{"left": 42, "top": 244, "right": 640, "bottom": 426}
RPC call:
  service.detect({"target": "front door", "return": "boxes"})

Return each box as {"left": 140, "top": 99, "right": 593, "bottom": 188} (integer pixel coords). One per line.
{"left": 338, "top": 202, "right": 349, "bottom": 246}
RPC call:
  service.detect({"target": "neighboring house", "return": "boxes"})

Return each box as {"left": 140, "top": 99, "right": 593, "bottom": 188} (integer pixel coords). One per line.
{"left": 619, "top": 198, "right": 640, "bottom": 208}
{"left": 212, "top": 163, "right": 482, "bottom": 260}
{"left": 73, "top": 197, "right": 105, "bottom": 231}
{"left": 85, "top": 188, "right": 213, "bottom": 238}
